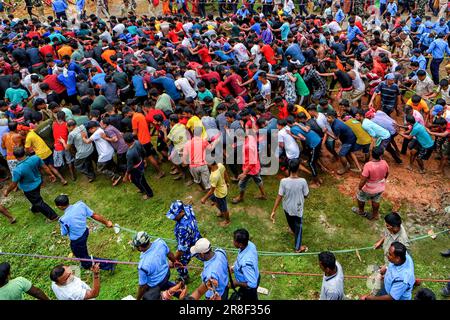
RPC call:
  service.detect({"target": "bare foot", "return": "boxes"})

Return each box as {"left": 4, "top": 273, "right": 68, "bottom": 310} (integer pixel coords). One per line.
{"left": 220, "top": 220, "right": 231, "bottom": 227}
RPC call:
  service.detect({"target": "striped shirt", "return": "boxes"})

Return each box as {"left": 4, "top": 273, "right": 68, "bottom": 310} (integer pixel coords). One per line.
{"left": 375, "top": 81, "right": 400, "bottom": 111}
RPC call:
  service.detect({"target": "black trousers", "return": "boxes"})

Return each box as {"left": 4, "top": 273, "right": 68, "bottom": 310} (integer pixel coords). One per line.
{"left": 130, "top": 162, "right": 153, "bottom": 197}
{"left": 74, "top": 153, "right": 96, "bottom": 179}
{"left": 117, "top": 152, "right": 127, "bottom": 174}
{"left": 23, "top": 184, "right": 58, "bottom": 220}
{"left": 70, "top": 228, "right": 115, "bottom": 271}
{"left": 284, "top": 211, "right": 303, "bottom": 251}
{"left": 238, "top": 287, "right": 258, "bottom": 301}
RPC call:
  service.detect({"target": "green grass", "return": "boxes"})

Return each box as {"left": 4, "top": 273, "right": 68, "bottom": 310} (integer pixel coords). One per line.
{"left": 0, "top": 163, "right": 448, "bottom": 300}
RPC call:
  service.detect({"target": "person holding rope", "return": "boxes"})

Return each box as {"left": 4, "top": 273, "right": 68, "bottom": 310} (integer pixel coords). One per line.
{"left": 54, "top": 194, "right": 116, "bottom": 271}
{"left": 132, "top": 231, "right": 182, "bottom": 300}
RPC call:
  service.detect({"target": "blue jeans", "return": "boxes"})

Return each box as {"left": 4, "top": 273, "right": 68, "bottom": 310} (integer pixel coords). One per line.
{"left": 430, "top": 58, "right": 443, "bottom": 85}
{"left": 70, "top": 228, "right": 115, "bottom": 271}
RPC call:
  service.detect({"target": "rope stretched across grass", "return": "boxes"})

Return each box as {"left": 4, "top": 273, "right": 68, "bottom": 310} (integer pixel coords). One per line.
{"left": 0, "top": 250, "right": 448, "bottom": 283}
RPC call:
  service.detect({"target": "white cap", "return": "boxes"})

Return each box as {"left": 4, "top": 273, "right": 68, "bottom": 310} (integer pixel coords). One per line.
{"left": 190, "top": 238, "right": 211, "bottom": 255}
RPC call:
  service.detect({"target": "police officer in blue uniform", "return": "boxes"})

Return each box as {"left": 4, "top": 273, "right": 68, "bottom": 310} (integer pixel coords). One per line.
{"left": 166, "top": 200, "right": 201, "bottom": 283}
{"left": 54, "top": 194, "right": 115, "bottom": 271}
{"left": 132, "top": 231, "right": 182, "bottom": 300}
{"left": 189, "top": 238, "right": 229, "bottom": 300}
{"left": 231, "top": 229, "right": 260, "bottom": 301}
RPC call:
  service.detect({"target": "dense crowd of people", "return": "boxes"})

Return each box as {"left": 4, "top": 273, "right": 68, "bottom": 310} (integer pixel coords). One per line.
{"left": 0, "top": 0, "right": 449, "bottom": 300}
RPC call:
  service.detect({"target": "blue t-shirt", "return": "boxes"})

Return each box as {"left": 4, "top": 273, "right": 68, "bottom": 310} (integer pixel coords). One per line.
{"left": 151, "top": 76, "right": 181, "bottom": 101}
{"left": 331, "top": 119, "right": 357, "bottom": 145}
{"left": 285, "top": 44, "right": 305, "bottom": 65}
{"left": 410, "top": 122, "right": 434, "bottom": 148}
{"left": 132, "top": 75, "right": 147, "bottom": 97}
{"left": 290, "top": 125, "right": 321, "bottom": 148}
{"left": 201, "top": 249, "right": 229, "bottom": 299}
{"left": 57, "top": 71, "right": 77, "bottom": 96}
{"left": 59, "top": 201, "right": 94, "bottom": 241}
{"left": 280, "top": 23, "right": 290, "bottom": 41}
{"left": 138, "top": 238, "right": 170, "bottom": 287}
{"left": 12, "top": 155, "right": 43, "bottom": 192}
{"left": 91, "top": 73, "right": 106, "bottom": 87}
{"left": 250, "top": 23, "right": 261, "bottom": 36}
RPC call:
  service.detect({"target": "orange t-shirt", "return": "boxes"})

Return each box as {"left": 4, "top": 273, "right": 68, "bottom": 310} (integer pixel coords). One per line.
{"left": 132, "top": 113, "right": 151, "bottom": 145}
{"left": 57, "top": 45, "right": 73, "bottom": 59}
{"left": 101, "top": 49, "right": 117, "bottom": 68}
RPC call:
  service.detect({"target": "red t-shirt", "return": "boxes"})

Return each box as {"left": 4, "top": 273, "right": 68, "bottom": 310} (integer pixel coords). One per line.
{"left": 53, "top": 121, "right": 68, "bottom": 151}
{"left": 197, "top": 47, "right": 212, "bottom": 63}
{"left": 145, "top": 109, "right": 166, "bottom": 130}
{"left": 168, "top": 30, "right": 179, "bottom": 43}
{"left": 40, "top": 45, "right": 56, "bottom": 59}
{"left": 183, "top": 136, "right": 209, "bottom": 167}
{"left": 43, "top": 74, "right": 66, "bottom": 94}
{"left": 200, "top": 71, "right": 220, "bottom": 82}
{"left": 260, "top": 45, "right": 276, "bottom": 65}
{"left": 27, "top": 31, "right": 41, "bottom": 39}
{"left": 216, "top": 81, "right": 231, "bottom": 97}
{"left": 224, "top": 73, "right": 247, "bottom": 96}
{"left": 277, "top": 101, "right": 289, "bottom": 119}
{"left": 361, "top": 160, "right": 389, "bottom": 194}
{"left": 242, "top": 135, "right": 260, "bottom": 175}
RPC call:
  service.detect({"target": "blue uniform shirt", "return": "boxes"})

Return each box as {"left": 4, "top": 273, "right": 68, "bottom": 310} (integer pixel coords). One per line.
{"left": 335, "top": 9, "right": 345, "bottom": 24}
{"left": 416, "top": 23, "right": 426, "bottom": 35}
{"left": 384, "top": 253, "right": 415, "bottom": 300}
{"left": 410, "top": 55, "right": 427, "bottom": 71}
{"left": 419, "top": 33, "right": 434, "bottom": 48}
{"left": 386, "top": 2, "right": 397, "bottom": 16}
{"left": 138, "top": 238, "right": 170, "bottom": 287}
{"left": 434, "top": 23, "right": 449, "bottom": 35}
{"left": 233, "top": 241, "right": 259, "bottom": 289}
{"left": 426, "top": 38, "right": 450, "bottom": 59}
{"left": 347, "top": 25, "right": 363, "bottom": 42}
{"left": 12, "top": 155, "right": 43, "bottom": 192}
{"left": 59, "top": 201, "right": 93, "bottom": 241}
{"left": 425, "top": 21, "right": 436, "bottom": 33}
{"left": 52, "top": 0, "right": 67, "bottom": 13}
{"left": 174, "top": 207, "right": 201, "bottom": 253}
{"left": 57, "top": 71, "right": 77, "bottom": 96}
{"left": 201, "top": 249, "right": 229, "bottom": 299}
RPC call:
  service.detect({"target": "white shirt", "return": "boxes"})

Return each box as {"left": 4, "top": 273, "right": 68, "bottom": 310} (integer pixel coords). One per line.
{"left": 250, "top": 44, "right": 262, "bottom": 66}
{"left": 89, "top": 128, "right": 115, "bottom": 163}
{"left": 182, "top": 22, "right": 193, "bottom": 34}
{"left": 327, "top": 21, "right": 342, "bottom": 34}
{"left": 175, "top": 78, "right": 197, "bottom": 99}
{"left": 51, "top": 277, "right": 91, "bottom": 300}
{"left": 184, "top": 70, "right": 199, "bottom": 90}
{"left": 260, "top": 80, "right": 271, "bottom": 98}
{"left": 112, "top": 23, "right": 126, "bottom": 35}
{"left": 100, "top": 31, "right": 112, "bottom": 44}
{"left": 278, "top": 127, "right": 300, "bottom": 159}
{"left": 233, "top": 43, "right": 250, "bottom": 63}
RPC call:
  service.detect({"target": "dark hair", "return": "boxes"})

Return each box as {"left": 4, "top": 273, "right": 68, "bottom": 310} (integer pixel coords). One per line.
{"left": 0, "top": 262, "right": 11, "bottom": 286}
{"left": 318, "top": 251, "right": 336, "bottom": 270}
{"left": 405, "top": 114, "right": 416, "bottom": 125}
{"left": 391, "top": 241, "right": 407, "bottom": 262}
{"left": 411, "top": 95, "right": 421, "bottom": 104}
{"left": 54, "top": 194, "right": 69, "bottom": 207}
{"left": 13, "top": 146, "right": 25, "bottom": 159}
{"left": 50, "top": 264, "right": 65, "bottom": 282}
{"left": 233, "top": 228, "right": 249, "bottom": 246}
{"left": 416, "top": 70, "right": 426, "bottom": 77}
{"left": 56, "top": 111, "right": 66, "bottom": 122}
{"left": 123, "top": 132, "right": 135, "bottom": 143}
{"left": 67, "top": 120, "right": 77, "bottom": 127}
{"left": 371, "top": 146, "right": 384, "bottom": 160}
{"left": 288, "top": 158, "right": 300, "bottom": 173}
{"left": 8, "top": 121, "right": 17, "bottom": 131}
{"left": 414, "top": 288, "right": 436, "bottom": 300}
{"left": 384, "top": 212, "right": 402, "bottom": 228}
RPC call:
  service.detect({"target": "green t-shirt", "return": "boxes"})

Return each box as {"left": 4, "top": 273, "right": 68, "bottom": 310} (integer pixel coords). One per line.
{"left": 294, "top": 73, "right": 310, "bottom": 96}
{"left": 231, "top": 25, "right": 240, "bottom": 38}
{"left": 91, "top": 95, "right": 108, "bottom": 114}
{"left": 0, "top": 277, "right": 32, "bottom": 300}
{"left": 5, "top": 88, "right": 28, "bottom": 105}
{"left": 317, "top": 104, "right": 334, "bottom": 113}
{"left": 155, "top": 93, "right": 172, "bottom": 112}
{"left": 73, "top": 115, "right": 89, "bottom": 126}
{"left": 34, "top": 119, "right": 54, "bottom": 149}
{"left": 113, "top": 72, "right": 129, "bottom": 89}
{"left": 198, "top": 89, "right": 214, "bottom": 101}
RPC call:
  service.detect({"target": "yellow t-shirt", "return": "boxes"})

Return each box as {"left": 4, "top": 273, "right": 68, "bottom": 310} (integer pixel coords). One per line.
{"left": 167, "top": 123, "right": 188, "bottom": 152}
{"left": 25, "top": 130, "right": 52, "bottom": 160}
{"left": 210, "top": 163, "right": 227, "bottom": 198}
{"left": 186, "top": 115, "right": 207, "bottom": 139}
{"left": 294, "top": 105, "right": 311, "bottom": 119}
{"left": 345, "top": 119, "right": 372, "bottom": 145}
{"left": 406, "top": 98, "right": 429, "bottom": 113}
